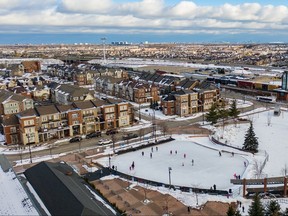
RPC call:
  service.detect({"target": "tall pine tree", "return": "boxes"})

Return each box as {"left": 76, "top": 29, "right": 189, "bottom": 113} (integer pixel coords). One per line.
{"left": 206, "top": 103, "right": 218, "bottom": 125}
{"left": 248, "top": 193, "right": 264, "bottom": 216}
{"left": 243, "top": 122, "right": 259, "bottom": 153}
{"left": 265, "top": 200, "right": 281, "bottom": 216}
{"left": 229, "top": 99, "right": 240, "bottom": 119}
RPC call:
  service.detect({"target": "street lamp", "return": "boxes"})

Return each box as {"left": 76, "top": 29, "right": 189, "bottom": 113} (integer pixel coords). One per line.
{"left": 26, "top": 134, "right": 32, "bottom": 164}
{"left": 168, "top": 167, "right": 172, "bottom": 189}
{"left": 108, "top": 154, "right": 111, "bottom": 169}
{"left": 152, "top": 108, "right": 157, "bottom": 143}
{"left": 18, "top": 144, "right": 22, "bottom": 164}
{"left": 138, "top": 103, "right": 141, "bottom": 120}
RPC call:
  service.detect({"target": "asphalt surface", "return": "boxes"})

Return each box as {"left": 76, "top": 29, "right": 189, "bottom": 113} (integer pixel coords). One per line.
{"left": 5, "top": 90, "right": 276, "bottom": 164}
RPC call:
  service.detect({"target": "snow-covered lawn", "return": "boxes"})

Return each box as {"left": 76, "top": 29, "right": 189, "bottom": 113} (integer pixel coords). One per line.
{"left": 97, "top": 109, "right": 285, "bottom": 193}
{"left": 213, "top": 109, "right": 288, "bottom": 178}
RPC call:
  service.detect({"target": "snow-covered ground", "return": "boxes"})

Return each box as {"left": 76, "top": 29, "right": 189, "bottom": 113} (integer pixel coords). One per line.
{"left": 107, "top": 108, "right": 288, "bottom": 188}
{"left": 95, "top": 107, "right": 288, "bottom": 214}
{"left": 213, "top": 109, "right": 288, "bottom": 178}
{"left": 97, "top": 135, "right": 246, "bottom": 190}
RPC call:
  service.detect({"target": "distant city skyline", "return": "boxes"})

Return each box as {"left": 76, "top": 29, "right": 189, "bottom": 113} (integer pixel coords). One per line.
{"left": 0, "top": 0, "right": 287, "bottom": 44}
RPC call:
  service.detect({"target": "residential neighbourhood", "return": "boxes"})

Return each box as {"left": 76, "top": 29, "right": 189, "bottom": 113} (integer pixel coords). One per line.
{"left": 2, "top": 0, "right": 288, "bottom": 214}
{"left": 0, "top": 59, "right": 223, "bottom": 146}
{"left": 0, "top": 50, "right": 288, "bottom": 216}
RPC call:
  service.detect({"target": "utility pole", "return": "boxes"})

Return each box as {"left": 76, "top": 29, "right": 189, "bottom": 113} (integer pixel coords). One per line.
{"left": 168, "top": 167, "right": 172, "bottom": 189}
{"left": 152, "top": 108, "right": 157, "bottom": 142}
{"left": 26, "top": 134, "right": 32, "bottom": 164}
{"left": 138, "top": 103, "right": 141, "bottom": 120}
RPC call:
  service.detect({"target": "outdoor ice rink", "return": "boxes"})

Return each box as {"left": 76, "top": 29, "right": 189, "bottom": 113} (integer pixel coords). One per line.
{"left": 97, "top": 138, "right": 247, "bottom": 190}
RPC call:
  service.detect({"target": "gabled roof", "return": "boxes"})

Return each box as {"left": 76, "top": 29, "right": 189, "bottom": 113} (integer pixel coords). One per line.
{"left": 0, "top": 89, "right": 31, "bottom": 103}
{"left": 162, "top": 94, "right": 176, "bottom": 101}
{"left": 91, "top": 100, "right": 111, "bottom": 107}
{"left": 24, "top": 161, "right": 114, "bottom": 216}
{"left": 2, "top": 115, "right": 19, "bottom": 126}
{"left": 56, "top": 84, "right": 92, "bottom": 97}
{"left": 55, "top": 104, "right": 77, "bottom": 113}
{"left": 196, "top": 81, "right": 217, "bottom": 91}
{"left": 177, "top": 78, "right": 198, "bottom": 89}
{"left": 174, "top": 89, "right": 195, "bottom": 95}
{"left": 16, "top": 108, "right": 38, "bottom": 118}
{"left": 73, "top": 100, "right": 97, "bottom": 110}
{"left": 35, "top": 105, "right": 59, "bottom": 116}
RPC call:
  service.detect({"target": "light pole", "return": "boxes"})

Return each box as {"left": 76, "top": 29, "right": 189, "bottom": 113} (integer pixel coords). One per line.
{"left": 26, "top": 134, "right": 32, "bottom": 164}
{"left": 108, "top": 154, "right": 111, "bottom": 169}
{"left": 138, "top": 103, "right": 141, "bottom": 120}
{"left": 168, "top": 167, "right": 172, "bottom": 189}
{"left": 18, "top": 144, "right": 22, "bottom": 164}
{"left": 153, "top": 108, "right": 157, "bottom": 143}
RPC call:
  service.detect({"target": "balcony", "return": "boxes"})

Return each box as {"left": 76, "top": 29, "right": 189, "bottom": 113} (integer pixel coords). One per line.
{"left": 83, "top": 113, "right": 95, "bottom": 117}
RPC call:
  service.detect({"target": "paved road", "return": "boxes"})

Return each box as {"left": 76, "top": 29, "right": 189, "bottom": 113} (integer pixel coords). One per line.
{"left": 6, "top": 92, "right": 275, "bottom": 164}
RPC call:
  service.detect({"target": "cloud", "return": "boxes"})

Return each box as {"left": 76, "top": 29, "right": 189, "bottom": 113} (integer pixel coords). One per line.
{"left": 0, "top": 0, "right": 287, "bottom": 37}
{"left": 59, "top": 0, "right": 114, "bottom": 14}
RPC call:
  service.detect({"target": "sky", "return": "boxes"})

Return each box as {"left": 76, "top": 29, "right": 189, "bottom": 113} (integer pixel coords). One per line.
{"left": 0, "top": 0, "right": 288, "bottom": 43}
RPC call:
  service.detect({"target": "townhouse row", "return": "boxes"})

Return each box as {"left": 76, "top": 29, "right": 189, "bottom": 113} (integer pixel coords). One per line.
{"left": 161, "top": 88, "right": 220, "bottom": 117}
{"left": 1, "top": 99, "right": 133, "bottom": 145}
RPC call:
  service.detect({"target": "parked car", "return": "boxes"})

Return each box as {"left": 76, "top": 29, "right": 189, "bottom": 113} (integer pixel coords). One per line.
{"left": 86, "top": 131, "right": 101, "bottom": 139}
{"left": 122, "top": 133, "right": 138, "bottom": 140}
{"left": 69, "top": 136, "right": 82, "bottom": 143}
{"left": 98, "top": 139, "right": 112, "bottom": 145}
{"left": 106, "top": 129, "right": 118, "bottom": 135}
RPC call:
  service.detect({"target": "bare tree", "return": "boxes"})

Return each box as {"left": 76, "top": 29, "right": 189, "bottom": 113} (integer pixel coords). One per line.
{"left": 267, "top": 111, "right": 272, "bottom": 126}
{"left": 142, "top": 182, "right": 152, "bottom": 203}
{"left": 111, "top": 134, "right": 117, "bottom": 153}
{"left": 253, "top": 159, "right": 264, "bottom": 179}
{"left": 162, "top": 194, "right": 171, "bottom": 216}
{"left": 159, "top": 122, "right": 169, "bottom": 137}
{"left": 281, "top": 164, "right": 288, "bottom": 176}
{"left": 138, "top": 128, "right": 145, "bottom": 142}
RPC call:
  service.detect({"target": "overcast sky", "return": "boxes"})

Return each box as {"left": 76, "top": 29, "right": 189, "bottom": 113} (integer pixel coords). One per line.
{"left": 0, "top": 0, "right": 287, "bottom": 42}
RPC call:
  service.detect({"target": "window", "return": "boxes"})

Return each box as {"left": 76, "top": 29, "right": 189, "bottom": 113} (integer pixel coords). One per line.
{"left": 10, "top": 127, "right": 17, "bottom": 133}
{"left": 24, "top": 120, "right": 34, "bottom": 126}
{"left": 72, "top": 113, "right": 78, "bottom": 118}
{"left": 120, "top": 105, "right": 127, "bottom": 111}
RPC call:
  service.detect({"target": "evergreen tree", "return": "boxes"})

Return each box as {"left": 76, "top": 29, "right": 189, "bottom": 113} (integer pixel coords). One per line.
{"left": 206, "top": 103, "right": 218, "bottom": 125}
{"left": 248, "top": 193, "right": 264, "bottom": 216}
{"left": 243, "top": 122, "right": 259, "bottom": 153}
{"left": 265, "top": 200, "right": 281, "bottom": 216}
{"left": 219, "top": 108, "right": 229, "bottom": 121}
{"left": 229, "top": 99, "right": 240, "bottom": 119}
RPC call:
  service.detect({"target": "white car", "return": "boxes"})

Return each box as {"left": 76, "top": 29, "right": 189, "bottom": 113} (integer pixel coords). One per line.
{"left": 98, "top": 139, "right": 112, "bottom": 145}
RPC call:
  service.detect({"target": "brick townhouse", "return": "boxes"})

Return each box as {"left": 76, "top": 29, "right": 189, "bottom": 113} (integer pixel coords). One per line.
{"left": 1, "top": 99, "right": 133, "bottom": 145}
{"left": 161, "top": 87, "right": 219, "bottom": 116}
